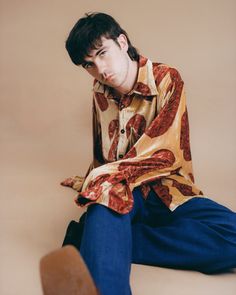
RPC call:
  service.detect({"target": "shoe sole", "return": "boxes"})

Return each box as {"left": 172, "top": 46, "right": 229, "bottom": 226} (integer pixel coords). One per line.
{"left": 39, "top": 245, "right": 99, "bottom": 295}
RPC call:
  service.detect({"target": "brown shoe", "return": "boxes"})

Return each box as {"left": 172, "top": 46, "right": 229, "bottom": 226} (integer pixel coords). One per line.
{"left": 39, "top": 245, "right": 99, "bottom": 295}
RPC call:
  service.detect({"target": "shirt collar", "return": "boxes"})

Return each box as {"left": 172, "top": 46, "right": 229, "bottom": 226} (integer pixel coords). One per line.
{"left": 92, "top": 55, "right": 158, "bottom": 98}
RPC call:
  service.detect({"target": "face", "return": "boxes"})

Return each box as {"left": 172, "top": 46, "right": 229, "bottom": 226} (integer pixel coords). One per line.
{"left": 82, "top": 35, "right": 130, "bottom": 90}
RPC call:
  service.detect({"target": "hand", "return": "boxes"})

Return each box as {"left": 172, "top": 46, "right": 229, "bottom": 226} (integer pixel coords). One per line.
{"left": 60, "top": 176, "right": 85, "bottom": 191}
{"left": 60, "top": 177, "right": 75, "bottom": 187}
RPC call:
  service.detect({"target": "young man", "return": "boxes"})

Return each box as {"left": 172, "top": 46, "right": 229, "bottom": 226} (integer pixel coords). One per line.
{"left": 40, "top": 12, "right": 236, "bottom": 295}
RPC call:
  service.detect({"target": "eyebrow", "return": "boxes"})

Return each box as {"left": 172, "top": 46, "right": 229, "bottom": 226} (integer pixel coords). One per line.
{"left": 85, "top": 46, "right": 108, "bottom": 61}
{"left": 95, "top": 46, "right": 107, "bottom": 56}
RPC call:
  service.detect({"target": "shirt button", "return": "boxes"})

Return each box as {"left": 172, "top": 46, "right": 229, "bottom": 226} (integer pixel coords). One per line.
{"left": 119, "top": 154, "right": 123, "bottom": 159}
{"left": 120, "top": 129, "right": 125, "bottom": 134}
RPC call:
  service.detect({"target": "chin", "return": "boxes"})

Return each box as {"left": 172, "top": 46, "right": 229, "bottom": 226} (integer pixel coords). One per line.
{"left": 105, "top": 81, "right": 119, "bottom": 88}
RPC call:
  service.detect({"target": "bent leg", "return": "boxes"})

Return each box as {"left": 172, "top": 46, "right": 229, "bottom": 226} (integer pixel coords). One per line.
{"left": 63, "top": 189, "right": 144, "bottom": 295}
{"left": 79, "top": 187, "right": 145, "bottom": 295}
{"left": 132, "top": 194, "right": 236, "bottom": 274}
{"left": 80, "top": 204, "right": 132, "bottom": 295}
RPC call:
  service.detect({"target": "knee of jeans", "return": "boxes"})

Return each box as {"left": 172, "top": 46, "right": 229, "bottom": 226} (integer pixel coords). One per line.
{"left": 85, "top": 203, "right": 130, "bottom": 233}
{"left": 87, "top": 203, "right": 107, "bottom": 215}
{"left": 87, "top": 203, "right": 121, "bottom": 221}
{"left": 85, "top": 204, "right": 108, "bottom": 226}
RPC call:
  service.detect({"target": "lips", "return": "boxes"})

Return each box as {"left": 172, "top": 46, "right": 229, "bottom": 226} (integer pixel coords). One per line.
{"left": 105, "top": 74, "right": 115, "bottom": 81}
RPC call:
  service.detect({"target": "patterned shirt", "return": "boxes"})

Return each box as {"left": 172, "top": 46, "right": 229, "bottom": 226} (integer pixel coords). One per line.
{"left": 61, "top": 55, "right": 204, "bottom": 214}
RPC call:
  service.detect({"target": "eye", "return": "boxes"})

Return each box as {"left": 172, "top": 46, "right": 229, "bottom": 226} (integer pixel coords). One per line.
{"left": 83, "top": 62, "right": 93, "bottom": 69}
{"left": 99, "top": 51, "right": 106, "bottom": 56}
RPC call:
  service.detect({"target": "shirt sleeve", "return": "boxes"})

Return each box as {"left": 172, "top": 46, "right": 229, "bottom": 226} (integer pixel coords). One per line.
{"left": 75, "top": 67, "right": 199, "bottom": 212}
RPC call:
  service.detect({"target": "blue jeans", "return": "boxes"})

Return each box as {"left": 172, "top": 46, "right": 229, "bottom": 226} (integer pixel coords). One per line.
{"left": 78, "top": 187, "right": 236, "bottom": 295}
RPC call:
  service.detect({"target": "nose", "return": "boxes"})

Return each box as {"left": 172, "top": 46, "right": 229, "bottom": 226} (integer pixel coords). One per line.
{"left": 95, "top": 60, "right": 108, "bottom": 79}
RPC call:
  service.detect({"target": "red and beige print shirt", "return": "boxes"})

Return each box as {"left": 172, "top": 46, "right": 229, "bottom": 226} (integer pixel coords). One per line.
{"left": 61, "top": 55, "right": 204, "bottom": 214}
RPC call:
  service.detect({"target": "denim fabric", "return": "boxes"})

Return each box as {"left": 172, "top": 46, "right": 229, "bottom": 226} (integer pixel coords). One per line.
{"left": 65, "top": 187, "right": 236, "bottom": 295}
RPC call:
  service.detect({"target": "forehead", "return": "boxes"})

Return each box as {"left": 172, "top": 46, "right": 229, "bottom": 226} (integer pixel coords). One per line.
{"left": 84, "top": 37, "right": 116, "bottom": 60}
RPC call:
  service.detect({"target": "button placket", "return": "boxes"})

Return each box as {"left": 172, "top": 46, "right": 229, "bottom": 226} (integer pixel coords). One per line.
{"left": 119, "top": 103, "right": 125, "bottom": 110}
{"left": 116, "top": 106, "right": 127, "bottom": 160}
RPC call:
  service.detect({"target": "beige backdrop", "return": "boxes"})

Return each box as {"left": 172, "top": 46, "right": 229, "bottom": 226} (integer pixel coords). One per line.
{"left": 1, "top": 0, "right": 236, "bottom": 294}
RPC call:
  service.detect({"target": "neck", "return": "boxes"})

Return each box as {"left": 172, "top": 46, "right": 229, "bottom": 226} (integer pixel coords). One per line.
{"left": 114, "top": 58, "right": 138, "bottom": 96}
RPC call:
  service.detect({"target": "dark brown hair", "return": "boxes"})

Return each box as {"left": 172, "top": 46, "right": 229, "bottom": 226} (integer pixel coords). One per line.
{"left": 65, "top": 12, "right": 139, "bottom": 66}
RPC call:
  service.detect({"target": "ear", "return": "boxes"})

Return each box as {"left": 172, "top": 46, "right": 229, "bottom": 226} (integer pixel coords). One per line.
{"left": 116, "top": 34, "right": 128, "bottom": 52}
